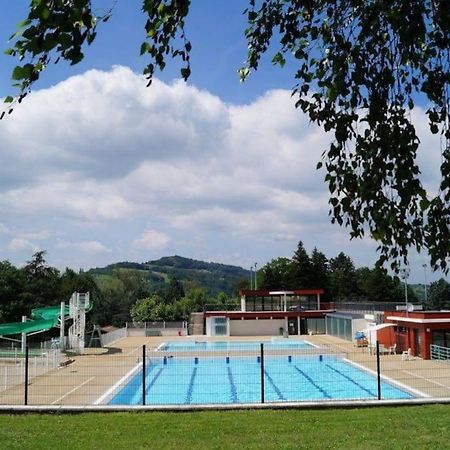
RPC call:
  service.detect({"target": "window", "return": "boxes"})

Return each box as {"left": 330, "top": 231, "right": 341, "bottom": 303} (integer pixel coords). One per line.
{"left": 214, "top": 317, "right": 228, "bottom": 336}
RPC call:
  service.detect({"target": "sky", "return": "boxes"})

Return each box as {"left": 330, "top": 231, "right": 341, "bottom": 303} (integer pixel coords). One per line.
{"left": 0, "top": 1, "right": 444, "bottom": 284}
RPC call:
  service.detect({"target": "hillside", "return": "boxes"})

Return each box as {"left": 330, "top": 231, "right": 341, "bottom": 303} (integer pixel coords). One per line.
{"left": 88, "top": 255, "right": 250, "bottom": 296}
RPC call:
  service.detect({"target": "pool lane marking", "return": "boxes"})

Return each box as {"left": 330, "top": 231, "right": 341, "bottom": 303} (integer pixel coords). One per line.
{"left": 293, "top": 366, "right": 331, "bottom": 399}
{"left": 94, "top": 362, "right": 142, "bottom": 405}
{"left": 185, "top": 367, "right": 198, "bottom": 404}
{"left": 263, "top": 369, "right": 285, "bottom": 401}
{"left": 325, "top": 363, "right": 377, "bottom": 397}
{"left": 227, "top": 366, "right": 238, "bottom": 403}
{"left": 51, "top": 376, "right": 95, "bottom": 405}
{"left": 145, "top": 367, "right": 164, "bottom": 394}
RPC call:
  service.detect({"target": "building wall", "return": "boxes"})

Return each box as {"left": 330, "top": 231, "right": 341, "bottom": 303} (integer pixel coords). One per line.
{"left": 376, "top": 326, "right": 396, "bottom": 347}
{"left": 229, "top": 319, "right": 285, "bottom": 336}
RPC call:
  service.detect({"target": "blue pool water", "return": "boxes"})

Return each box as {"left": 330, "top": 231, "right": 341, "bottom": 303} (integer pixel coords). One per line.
{"left": 109, "top": 355, "right": 412, "bottom": 405}
{"left": 159, "top": 340, "right": 312, "bottom": 351}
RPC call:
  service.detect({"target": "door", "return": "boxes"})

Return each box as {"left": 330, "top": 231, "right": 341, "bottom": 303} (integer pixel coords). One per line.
{"left": 288, "top": 318, "right": 298, "bottom": 335}
{"left": 300, "top": 318, "right": 307, "bottom": 335}
{"left": 414, "top": 329, "right": 422, "bottom": 357}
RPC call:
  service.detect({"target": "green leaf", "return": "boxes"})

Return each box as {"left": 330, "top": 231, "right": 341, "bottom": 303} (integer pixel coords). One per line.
{"left": 140, "top": 42, "right": 150, "bottom": 56}
{"left": 12, "top": 65, "right": 32, "bottom": 81}
{"left": 180, "top": 67, "right": 191, "bottom": 80}
{"left": 3, "top": 96, "right": 14, "bottom": 103}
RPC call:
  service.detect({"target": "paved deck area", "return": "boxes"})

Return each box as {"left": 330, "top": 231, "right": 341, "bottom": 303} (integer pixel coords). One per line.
{"left": 1, "top": 334, "right": 450, "bottom": 405}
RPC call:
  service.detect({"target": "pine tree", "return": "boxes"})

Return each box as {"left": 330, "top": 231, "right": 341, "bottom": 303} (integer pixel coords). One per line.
{"left": 290, "top": 241, "right": 313, "bottom": 288}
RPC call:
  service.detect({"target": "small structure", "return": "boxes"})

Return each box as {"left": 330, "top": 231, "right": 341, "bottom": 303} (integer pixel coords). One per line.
{"left": 205, "top": 289, "right": 331, "bottom": 337}
{"left": 325, "top": 312, "right": 372, "bottom": 342}
{"left": 365, "top": 323, "right": 396, "bottom": 349}
{"left": 385, "top": 311, "right": 450, "bottom": 359}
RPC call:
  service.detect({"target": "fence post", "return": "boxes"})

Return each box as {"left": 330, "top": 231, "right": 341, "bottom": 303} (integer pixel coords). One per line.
{"left": 376, "top": 340, "right": 381, "bottom": 400}
{"left": 260, "top": 343, "right": 265, "bottom": 403}
{"left": 142, "top": 345, "right": 146, "bottom": 406}
{"left": 24, "top": 346, "right": 29, "bottom": 406}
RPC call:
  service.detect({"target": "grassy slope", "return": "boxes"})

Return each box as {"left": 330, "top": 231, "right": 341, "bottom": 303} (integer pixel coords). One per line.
{"left": 1, "top": 406, "right": 450, "bottom": 450}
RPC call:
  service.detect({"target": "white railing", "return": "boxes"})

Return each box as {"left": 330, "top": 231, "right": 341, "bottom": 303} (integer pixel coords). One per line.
{"left": 430, "top": 344, "right": 450, "bottom": 361}
{"left": 126, "top": 321, "right": 187, "bottom": 329}
{"left": 0, "top": 349, "right": 63, "bottom": 392}
{"left": 100, "top": 328, "right": 127, "bottom": 346}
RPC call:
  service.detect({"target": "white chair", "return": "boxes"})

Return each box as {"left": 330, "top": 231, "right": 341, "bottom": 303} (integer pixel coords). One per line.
{"left": 401, "top": 348, "right": 412, "bottom": 361}
{"left": 388, "top": 344, "right": 397, "bottom": 355}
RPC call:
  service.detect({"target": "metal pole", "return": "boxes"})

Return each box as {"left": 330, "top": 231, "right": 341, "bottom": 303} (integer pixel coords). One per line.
{"left": 423, "top": 264, "right": 428, "bottom": 304}
{"left": 250, "top": 266, "right": 253, "bottom": 290}
{"left": 142, "top": 345, "right": 146, "bottom": 406}
{"left": 60, "top": 301, "right": 65, "bottom": 351}
{"left": 260, "top": 343, "right": 265, "bottom": 403}
{"left": 24, "top": 346, "right": 29, "bottom": 405}
{"left": 404, "top": 280, "right": 409, "bottom": 317}
{"left": 376, "top": 341, "right": 381, "bottom": 400}
{"left": 21, "top": 316, "right": 27, "bottom": 353}
{"left": 254, "top": 263, "right": 258, "bottom": 290}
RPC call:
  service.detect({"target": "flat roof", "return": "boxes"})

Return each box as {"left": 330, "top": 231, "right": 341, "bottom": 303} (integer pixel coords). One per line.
{"left": 326, "top": 312, "right": 365, "bottom": 319}
{"left": 239, "top": 289, "right": 324, "bottom": 297}
{"left": 386, "top": 316, "right": 450, "bottom": 324}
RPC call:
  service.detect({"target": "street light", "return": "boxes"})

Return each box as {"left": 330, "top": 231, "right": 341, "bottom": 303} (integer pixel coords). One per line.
{"left": 422, "top": 264, "right": 428, "bottom": 304}
{"left": 254, "top": 262, "right": 258, "bottom": 290}
{"left": 400, "top": 266, "right": 410, "bottom": 317}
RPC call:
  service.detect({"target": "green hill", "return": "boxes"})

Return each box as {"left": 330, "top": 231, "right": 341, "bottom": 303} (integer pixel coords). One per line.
{"left": 88, "top": 255, "right": 250, "bottom": 296}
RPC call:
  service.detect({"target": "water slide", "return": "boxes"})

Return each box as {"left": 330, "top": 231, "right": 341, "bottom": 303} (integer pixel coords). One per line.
{"left": 0, "top": 304, "right": 70, "bottom": 337}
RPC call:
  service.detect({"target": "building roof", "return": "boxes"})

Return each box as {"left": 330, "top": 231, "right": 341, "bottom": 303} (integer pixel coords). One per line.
{"left": 326, "top": 311, "right": 365, "bottom": 319}
{"left": 239, "top": 289, "right": 324, "bottom": 297}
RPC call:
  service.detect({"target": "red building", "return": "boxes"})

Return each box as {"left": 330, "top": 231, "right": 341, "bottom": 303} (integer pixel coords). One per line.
{"left": 385, "top": 311, "right": 450, "bottom": 359}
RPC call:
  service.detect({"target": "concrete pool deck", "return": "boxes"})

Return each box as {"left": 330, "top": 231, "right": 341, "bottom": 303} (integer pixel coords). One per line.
{"left": 1, "top": 334, "right": 450, "bottom": 405}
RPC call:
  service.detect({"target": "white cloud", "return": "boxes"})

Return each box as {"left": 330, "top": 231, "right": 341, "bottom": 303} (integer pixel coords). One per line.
{"left": 7, "top": 238, "right": 40, "bottom": 252}
{"left": 133, "top": 229, "right": 170, "bottom": 251}
{"left": 0, "top": 66, "right": 444, "bottom": 278}
{"left": 56, "top": 240, "right": 109, "bottom": 253}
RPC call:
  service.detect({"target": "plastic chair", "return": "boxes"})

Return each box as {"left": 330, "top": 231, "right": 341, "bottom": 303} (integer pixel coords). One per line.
{"left": 401, "top": 348, "right": 412, "bottom": 360}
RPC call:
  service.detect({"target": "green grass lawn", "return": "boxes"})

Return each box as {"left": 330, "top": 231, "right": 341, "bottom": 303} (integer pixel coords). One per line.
{"left": 0, "top": 405, "right": 449, "bottom": 449}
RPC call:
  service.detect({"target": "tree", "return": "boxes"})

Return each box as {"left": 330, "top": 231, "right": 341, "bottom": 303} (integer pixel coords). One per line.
{"left": 4, "top": 1, "right": 450, "bottom": 271}
{"left": 329, "top": 252, "right": 358, "bottom": 300}
{"left": 131, "top": 295, "right": 165, "bottom": 322}
{"left": 356, "top": 267, "right": 404, "bottom": 303}
{"left": 21, "top": 251, "right": 61, "bottom": 308}
{"left": 261, "top": 257, "right": 294, "bottom": 290}
{"left": 290, "top": 241, "right": 313, "bottom": 288}
{"left": 164, "top": 277, "right": 185, "bottom": 303}
{"left": 310, "top": 247, "right": 329, "bottom": 291}
{"left": 0, "top": 261, "right": 27, "bottom": 322}
{"left": 428, "top": 279, "right": 450, "bottom": 310}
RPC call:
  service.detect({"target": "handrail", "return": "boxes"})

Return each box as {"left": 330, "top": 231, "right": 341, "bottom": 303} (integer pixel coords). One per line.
{"left": 430, "top": 344, "right": 450, "bottom": 361}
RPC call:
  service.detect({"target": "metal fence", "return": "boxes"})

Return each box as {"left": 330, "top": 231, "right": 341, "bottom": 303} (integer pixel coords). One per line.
{"left": 2, "top": 340, "right": 450, "bottom": 406}
{"left": 430, "top": 344, "right": 450, "bottom": 361}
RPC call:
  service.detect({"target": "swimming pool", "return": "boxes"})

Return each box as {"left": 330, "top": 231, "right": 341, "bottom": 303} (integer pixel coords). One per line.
{"left": 108, "top": 355, "right": 412, "bottom": 405}
{"left": 158, "top": 340, "right": 312, "bottom": 352}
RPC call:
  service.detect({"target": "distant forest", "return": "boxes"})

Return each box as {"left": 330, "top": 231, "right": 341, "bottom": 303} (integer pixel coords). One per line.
{"left": 0, "top": 246, "right": 448, "bottom": 329}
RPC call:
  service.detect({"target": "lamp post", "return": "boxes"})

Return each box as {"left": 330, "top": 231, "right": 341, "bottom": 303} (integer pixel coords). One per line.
{"left": 254, "top": 262, "right": 258, "bottom": 290}
{"left": 400, "top": 267, "right": 410, "bottom": 317}
{"left": 422, "top": 264, "right": 428, "bottom": 304}
{"left": 400, "top": 266, "right": 411, "bottom": 351}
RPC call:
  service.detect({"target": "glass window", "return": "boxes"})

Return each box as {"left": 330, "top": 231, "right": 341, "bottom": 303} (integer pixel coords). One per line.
{"left": 214, "top": 317, "right": 228, "bottom": 336}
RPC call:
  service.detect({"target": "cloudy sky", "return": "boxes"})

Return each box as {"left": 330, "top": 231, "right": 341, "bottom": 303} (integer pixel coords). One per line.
{"left": 0, "top": 1, "right": 444, "bottom": 283}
